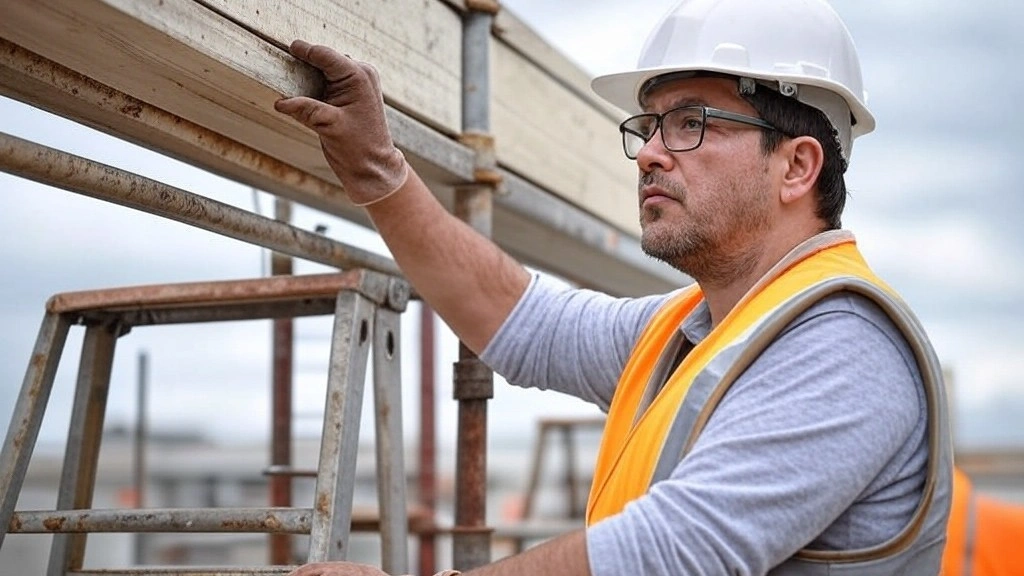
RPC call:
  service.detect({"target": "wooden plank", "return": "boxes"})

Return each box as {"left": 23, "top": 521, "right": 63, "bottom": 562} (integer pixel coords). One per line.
{"left": 0, "top": 38, "right": 362, "bottom": 222}
{"left": 192, "top": 0, "right": 640, "bottom": 236}
{"left": 0, "top": 42, "right": 681, "bottom": 296}
{"left": 0, "top": 0, "right": 681, "bottom": 294}
{"left": 491, "top": 6, "right": 625, "bottom": 122}
{"left": 195, "top": 0, "right": 463, "bottom": 136}
{"left": 0, "top": 0, "right": 337, "bottom": 183}
{"left": 492, "top": 39, "right": 639, "bottom": 235}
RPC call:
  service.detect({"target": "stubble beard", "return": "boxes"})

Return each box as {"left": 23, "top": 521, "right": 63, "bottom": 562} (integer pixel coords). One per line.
{"left": 639, "top": 173, "right": 772, "bottom": 286}
{"left": 639, "top": 175, "right": 712, "bottom": 277}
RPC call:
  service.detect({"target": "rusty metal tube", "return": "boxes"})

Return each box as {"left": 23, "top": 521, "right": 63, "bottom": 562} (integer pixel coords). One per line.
{"left": 9, "top": 508, "right": 312, "bottom": 534}
{"left": 418, "top": 304, "right": 438, "bottom": 576}
{"left": 451, "top": 2, "right": 499, "bottom": 570}
{"left": 269, "top": 198, "right": 295, "bottom": 565}
{"left": 0, "top": 132, "right": 402, "bottom": 278}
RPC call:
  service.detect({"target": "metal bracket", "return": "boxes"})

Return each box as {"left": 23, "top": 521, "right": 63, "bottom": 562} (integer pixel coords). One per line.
{"left": 465, "top": 0, "right": 501, "bottom": 15}
{"left": 385, "top": 277, "right": 411, "bottom": 313}
{"left": 452, "top": 359, "right": 494, "bottom": 400}
{"left": 458, "top": 132, "right": 504, "bottom": 189}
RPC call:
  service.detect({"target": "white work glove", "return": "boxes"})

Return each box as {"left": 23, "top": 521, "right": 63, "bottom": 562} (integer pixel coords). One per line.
{"left": 275, "top": 39, "right": 409, "bottom": 207}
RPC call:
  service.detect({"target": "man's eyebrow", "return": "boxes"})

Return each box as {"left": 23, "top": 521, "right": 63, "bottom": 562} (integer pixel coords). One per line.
{"left": 640, "top": 96, "right": 708, "bottom": 113}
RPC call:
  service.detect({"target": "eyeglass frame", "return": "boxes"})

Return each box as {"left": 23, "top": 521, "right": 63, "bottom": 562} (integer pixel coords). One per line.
{"left": 619, "top": 104, "right": 782, "bottom": 160}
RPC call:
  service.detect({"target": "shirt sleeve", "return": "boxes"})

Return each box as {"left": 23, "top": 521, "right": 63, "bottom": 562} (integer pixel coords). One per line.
{"left": 480, "top": 273, "right": 678, "bottom": 411}
{"left": 585, "top": 292, "right": 928, "bottom": 575}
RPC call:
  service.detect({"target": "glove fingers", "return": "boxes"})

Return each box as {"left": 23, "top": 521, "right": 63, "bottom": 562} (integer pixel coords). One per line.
{"left": 289, "top": 40, "right": 360, "bottom": 84}
{"left": 273, "top": 96, "right": 336, "bottom": 130}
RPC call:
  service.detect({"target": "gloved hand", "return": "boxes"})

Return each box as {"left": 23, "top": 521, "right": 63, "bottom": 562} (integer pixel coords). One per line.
{"left": 275, "top": 39, "right": 409, "bottom": 207}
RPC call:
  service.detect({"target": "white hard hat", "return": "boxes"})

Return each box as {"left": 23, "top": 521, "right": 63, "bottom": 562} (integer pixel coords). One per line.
{"left": 592, "top": 0, "right": 875, "bottom": 161}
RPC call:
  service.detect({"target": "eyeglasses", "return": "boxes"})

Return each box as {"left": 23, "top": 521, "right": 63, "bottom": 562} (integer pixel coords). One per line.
{"left": 619, "top": 105, "right": 780, "bottom": 159}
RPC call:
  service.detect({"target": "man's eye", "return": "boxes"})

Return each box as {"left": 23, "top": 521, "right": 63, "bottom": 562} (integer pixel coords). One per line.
{"left": 667, "top": 114, "right": 703, "bottom": 133}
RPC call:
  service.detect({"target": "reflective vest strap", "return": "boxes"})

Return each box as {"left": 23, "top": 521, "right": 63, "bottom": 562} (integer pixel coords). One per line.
{"left": 655, "top": 276, "right": 948, "bottom": 564}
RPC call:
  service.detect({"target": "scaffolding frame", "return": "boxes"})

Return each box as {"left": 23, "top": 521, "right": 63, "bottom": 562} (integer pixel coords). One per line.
{"left": 0, "top": 0, "right": 683, "bottom": 572}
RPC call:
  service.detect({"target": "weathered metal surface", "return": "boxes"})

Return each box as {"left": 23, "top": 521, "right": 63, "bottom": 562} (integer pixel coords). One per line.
{"left": 45, "top": 271, "right": 381, "bottom": 316}
{"left": 0, "top": 133, "right": 404, "bottom": 280}
{"left": 0, "top": 313, "right": 72, "bottom": 550}
{"left": 372, "top": 307, "right": 409, "bottom": 574}
{"left": 0, "top": 7, "right": 684, "bottom": 298}
{"left": 306, "top": 290, "right": 375, "bottom": 561}
{"left": 68, "top": 565, "right": 296, "bottom": 569}
{"left": 47, "top": 325, "right": 119, "bottom": 575}
{"left": 269, "top": 198, "right": 295, "bottom": 565}
{"left": 10, "top": 508, "right": 312, "bottom": 534}
{"left": 418, "top": 304, "right": 438, "bottom": 575}
{"left": 450, "top": 6, "right": 497, "bottom": 568}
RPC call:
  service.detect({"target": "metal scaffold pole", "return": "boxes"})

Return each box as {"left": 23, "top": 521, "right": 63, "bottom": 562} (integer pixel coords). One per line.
{"left": 452, "top": 0, "right": 502, "bottom": 571}
{"left": 270, "top": 198, "right": 294, "bottom": 565}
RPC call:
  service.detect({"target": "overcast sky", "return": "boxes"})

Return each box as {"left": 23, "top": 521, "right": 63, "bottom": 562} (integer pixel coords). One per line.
{"left": 1, "top": 0, "right": 1021, "bottom": 454}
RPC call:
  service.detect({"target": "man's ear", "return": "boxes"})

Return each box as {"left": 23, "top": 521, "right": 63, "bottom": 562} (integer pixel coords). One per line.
{"left": 779, "top": 136, "right": 824, "bottom": 205}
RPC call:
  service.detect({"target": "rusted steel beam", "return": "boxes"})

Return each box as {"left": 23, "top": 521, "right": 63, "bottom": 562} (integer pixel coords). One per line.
{"left": 46, "top": 271, "right": 380, "bottom": 315}
{"left": 418, "top": 304, "right": 438, "bottom": 576}
{"left": 10, "top": 506, "right": 438, "bottom": 534}
{"left": 9, "top": 508, "right": 312, "bottom": 534}
{"left": 450, "top": 2, "right": 498, "bottom": 570}
{"left": 270, "top": 198, "right": 295, "bottom": 565}
{"left": 0, "top": 132, "right": 402, "bottom": 280}
{"left": 68, "top": 565, "right": 294, "bottom": 569}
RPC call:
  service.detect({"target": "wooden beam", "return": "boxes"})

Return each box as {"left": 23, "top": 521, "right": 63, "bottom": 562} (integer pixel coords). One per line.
{"left": 0, "top": 0, "right": 681, "bottom": 295}
{"left": 194, "top": 0, "right": 463, "bottom": 136}
{"left": 492, "top": 39, "right": 638, "bottom": 235}
{"left": 0, "top": 0, "right": 335, "bottom": 182}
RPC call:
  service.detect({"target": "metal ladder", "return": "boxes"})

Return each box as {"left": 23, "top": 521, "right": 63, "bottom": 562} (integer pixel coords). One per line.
{"left": 0, "top": 269, "right": 413, "bottom": 575}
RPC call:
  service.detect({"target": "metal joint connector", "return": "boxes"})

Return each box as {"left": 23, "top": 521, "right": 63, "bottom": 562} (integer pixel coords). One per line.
{"left": 386, "top": 278, "right": 411, "bottom": 312}
{"left": 458, "top": 132, "right": 503, "bottom": 188}
{"left": 452, "top": 359, "right": 494, "bottom": 400}
{"left": 465, "top": 0, "right": 501, "bottom": 15}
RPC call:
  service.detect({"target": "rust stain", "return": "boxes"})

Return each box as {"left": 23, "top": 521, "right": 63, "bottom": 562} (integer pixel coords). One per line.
{"left": 9, "top": 515, "right": 21, "bottom": 532}
{"left": 220, "top": 519, "right": 255, "bottom": 530}
{"left": 316, "top": 492, "right": 330, "bottom": 514}
{"left": 43, "top": 516, "right": 66, "bottom": 531}
{"left": 29, "top": 352, "right": 46, "bottom": 374}
{"left": 119, "top": 103, "right": 143, "bottom": 118}
{"left": 263, "top": 515, "right": 282, "bottom": 531}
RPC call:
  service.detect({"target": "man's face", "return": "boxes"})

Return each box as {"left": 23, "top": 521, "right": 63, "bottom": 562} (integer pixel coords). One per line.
{"left": 635, "top": 76, "right": 777, "bottom": 284}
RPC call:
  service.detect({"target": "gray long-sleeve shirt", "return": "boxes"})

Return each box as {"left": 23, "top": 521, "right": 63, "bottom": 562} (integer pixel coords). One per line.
{"left": 480, "top": 274, "right": 927, "bottom": 575}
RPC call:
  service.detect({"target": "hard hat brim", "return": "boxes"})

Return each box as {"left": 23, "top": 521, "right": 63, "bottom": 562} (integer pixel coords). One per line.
{"left": 591, "top": 65, "right": 876, "bottom": 139}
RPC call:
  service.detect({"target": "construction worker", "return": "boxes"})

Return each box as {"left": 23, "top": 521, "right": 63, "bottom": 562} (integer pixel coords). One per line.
{"left": 275, "top": 0, "right": 953, "bottom": 574}
{"left": 941, "top": 467, "right": 1024, "bottom": 576}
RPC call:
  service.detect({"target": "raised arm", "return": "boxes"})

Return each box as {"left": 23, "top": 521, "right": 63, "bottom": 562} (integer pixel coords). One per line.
{"left": 274, "top": 40, "right": 530, "bottom": 352}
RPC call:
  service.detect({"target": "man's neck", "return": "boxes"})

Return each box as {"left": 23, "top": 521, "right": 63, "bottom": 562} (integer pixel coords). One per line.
{"left": 700, "top": 228, "right": 820, "bottom": 329}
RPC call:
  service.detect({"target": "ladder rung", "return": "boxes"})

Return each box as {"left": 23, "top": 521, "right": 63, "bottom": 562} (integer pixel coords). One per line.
{"left": 9, "top": 508, "right": 311, "bottom": 533}
{"left": 70, "top": 568, "right": 295, "bottom": 575}
{"left": 9, "top": 506, "right": 437, "bottom": 534}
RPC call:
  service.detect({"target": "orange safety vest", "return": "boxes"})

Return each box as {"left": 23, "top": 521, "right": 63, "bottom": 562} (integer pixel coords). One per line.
{"left": 584, "top": 231, "right": 952, "bottom": 573}
{"left": 941, "top": 467, "right": 1024, "bottom": 576}
{"left": 587, "top": 237, "right": 895, "bottom": 522}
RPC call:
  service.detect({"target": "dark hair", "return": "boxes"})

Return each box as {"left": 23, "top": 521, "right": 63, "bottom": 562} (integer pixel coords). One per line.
{"left": 741, "top": 88, "right": 848, "bottom": 230}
